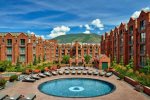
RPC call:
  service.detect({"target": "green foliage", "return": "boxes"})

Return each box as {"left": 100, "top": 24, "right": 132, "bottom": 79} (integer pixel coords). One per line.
{"left": 52, "top": 33, "right": 101, "bottom": 43}
{"left": 43, "top": 54, "right": 46, "bottom": 62}
{"left": 139, "top": 56, "right": 150, "bottom": 75}
{"left": 0, "top": 79, "right": 7, "bottom": 87}
{"left": 0, "top": 60, "right": 12, "bottom": 72}
{"left": 9, "top": 75, "right": 18, "bottom": 82}
{"left": 38, "top": 56, "right": 41, "bottom": 63}
{"left": 33, "top": 55, "right": 37, "bottom": 65}
{"left": 62, "top": 55, "right": 70, "bottom": 64}
{"left": 84, "top": 55, "right": 91, "bottom": 64}
{"left": 111, "top": 57, "right": 117, "bottom": 67}
{"left": 126, "top": 57, "right": 134, "bottom": 70}
{"left": 120, "top": 56, "right": 124, "bottom": 66}
{"left": 16, "top": 57, "right": 20, "bottom": 67}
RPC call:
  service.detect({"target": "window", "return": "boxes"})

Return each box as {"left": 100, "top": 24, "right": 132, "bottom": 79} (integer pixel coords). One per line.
{"left": 7, "top": 55, "right": 12, "bottom": 61}
{"left": 120, "top": 38, "right": 123, "bottom": 45}
{"left": 140, "top": 20, "right": 145, "bottom": 31}
{"left": 7, "top": 47, "right": 12, "bottom": 54}
{"left": 20, "top": 39, "right": 25, "bottom": 45}
{"left": 140, "top": 56, "right": 146, "bottom": 66}
{"left": 129, "top": 26, "right": 133, "bottom": 34}
{"left": 20, "top": 47, "right": 25, "bottom": 54}
{"left": 140, "top": 45, "right": 145, "bottom": 54}
{"left": 140, "top": 33, "right": 146, "bottom": 42}
{"left": 129, "top": 36, "right": 133, "bottom": 44}
{"left": 7, "top": 39, "right": 12, "bottom": 45}
{"left": 129, "top": 46, "right": 133, "bottom": 55}
{"left": 20, "top": 55, "right": 25, "bottom": 62}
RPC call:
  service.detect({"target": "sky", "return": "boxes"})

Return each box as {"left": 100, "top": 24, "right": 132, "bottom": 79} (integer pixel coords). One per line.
{"left": 0, "top": 0, "right": 150, "bottom": 39}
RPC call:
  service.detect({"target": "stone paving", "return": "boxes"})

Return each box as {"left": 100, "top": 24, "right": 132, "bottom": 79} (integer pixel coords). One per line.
{"left": 0, "top": 68, "right": 149, "bottom": 100}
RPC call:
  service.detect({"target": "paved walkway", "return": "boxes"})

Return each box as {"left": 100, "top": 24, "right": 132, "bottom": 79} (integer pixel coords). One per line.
{"left": 0, "top": 68, "right": 149, "bottom": 100}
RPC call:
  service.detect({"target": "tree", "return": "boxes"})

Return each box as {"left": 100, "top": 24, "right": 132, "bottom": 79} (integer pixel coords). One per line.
{"left": 38, "top": 56, "right": 41, "bottom": 63}
{"left": 33, "top": 55, "right": 37, "bottom": 65}
{"left": 120, "top": 56, "right": 124, "bottom": 66}
{"left": 140, "top": 55, "right": 150, "bottom": 74}
{"left": 126, "top": 57, "right": 134, "bottom": 70}
{"left": 43, "top": 54, "right": 46, "bottom": 62}
{"left": 84, "top": 55, "right": 91, "bottom": 64}
{"left": 62, "top": 55, "right": 70, "bottom": 64}
{"left": 111, "top": 56, "right": 117, "bottom": 67}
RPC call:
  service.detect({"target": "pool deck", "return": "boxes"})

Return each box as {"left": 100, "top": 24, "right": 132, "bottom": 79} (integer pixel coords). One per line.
{"left": 0, "top": 69, "right": 149, "bottom": 100}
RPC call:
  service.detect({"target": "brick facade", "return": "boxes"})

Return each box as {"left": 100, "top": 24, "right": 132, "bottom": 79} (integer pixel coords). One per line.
{"left": 0, "top": 33, "right": 101, "bottom": 65}
{"left": 101, "top": 10, "right": 150, "bottom": 69}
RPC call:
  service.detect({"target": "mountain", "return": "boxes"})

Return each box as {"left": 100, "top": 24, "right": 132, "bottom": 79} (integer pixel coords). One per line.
{"left": 51, "top": 33, "right": 101, "bottom": 43}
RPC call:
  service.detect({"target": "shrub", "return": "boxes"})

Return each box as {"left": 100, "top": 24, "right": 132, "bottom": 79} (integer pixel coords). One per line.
{"left": 9, "top": 75, "right": 18, "bottom": 82}
{"left": 0, "top": 78, "right": 7, "bottom": 87}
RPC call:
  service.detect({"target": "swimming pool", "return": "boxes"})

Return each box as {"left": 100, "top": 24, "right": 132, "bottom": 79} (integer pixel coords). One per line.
{"left": 38, "top": 78, "right": 116, "bottom": 98}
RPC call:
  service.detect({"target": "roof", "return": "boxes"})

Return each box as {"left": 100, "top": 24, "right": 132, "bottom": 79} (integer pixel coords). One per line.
{"left": 0, "top": 32, "right": 32, "bottom": 37}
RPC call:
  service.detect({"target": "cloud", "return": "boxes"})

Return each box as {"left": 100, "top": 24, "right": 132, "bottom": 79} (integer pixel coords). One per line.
{"left": 91, "top": 19, "right": 104, "bottom": 30}
{"left": 84, "top": 24, "right": 91, "bottom": 30}
{"left": 83, "top": 30, "right": 90, "bottom": 34}
{"left": 48, "top": 25, "right": 70, "bottom": 38}
{"left": 27, "top": 30, "right": 45, "bottom": 39}
{"left": 131, "top": 7, "right": 150, "bottom": 19}
{"left": 79, "top": 25, "right": 82, "bottom": 28}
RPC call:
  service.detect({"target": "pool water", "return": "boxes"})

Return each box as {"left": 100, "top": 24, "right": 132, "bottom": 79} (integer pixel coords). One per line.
{"left": 38, "top": 78, "right": 115, "bottom": 98}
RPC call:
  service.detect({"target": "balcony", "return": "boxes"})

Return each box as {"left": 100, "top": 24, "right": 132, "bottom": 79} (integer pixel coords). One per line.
{"left": 7, "top": 51, "right": 12, "bottom": 55}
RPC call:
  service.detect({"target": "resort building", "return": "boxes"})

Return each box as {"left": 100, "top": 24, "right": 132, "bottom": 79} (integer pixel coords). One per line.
{"left": 0, "top": 33, "right": 101, "bottom": 65}
{"left": 101, "top": 10, "right": 150, "bottom": 69}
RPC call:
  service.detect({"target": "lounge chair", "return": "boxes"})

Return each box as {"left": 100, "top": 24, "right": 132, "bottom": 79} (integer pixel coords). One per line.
{"left": 22, "top": 77, "right": 36, "bottom": 82}
{"left": 31, "top": 74, "right": 41, "bottom": 80}
{"left": 44, "top": 72, "right": 52, "bottom": 76}
{"left": 99, "top": 71, "right": 106, "bottom": 76}
{"left": 93, "top": 70, "right": 99, "bottom": 75}
{"left": 77, "top": 70, "right": 81, "bottom": 75}
{"left": 23, "top": 94, "right": 36, "bottom": 100}
{"left": 82, "top": 70, "right": 87, "bottom": 75}
{"left": 88, "top": 70, "right": 92, "bottom": 75}
{"left": 69, "top": 67, "right": 74, "bottom": 70}
{"left": 105, "top": 72, "right": 113, "bottom": 77}
{"left": 71, "top": 70, "right": 76, "bottom": 75}
{"left": 80, "top": 67, "right": 84, "bottom": 70}
{"left": 38, "top": 73, "right": 46, "bottom": 78}
{"left": 9, "top": 94, "right": 22, "bottom": 100}
{"left": 65, "top": 70, "right": 70, "bottom": 75}
{"left": 65, "top": 67, "right": 69, "bottom": 70}
{"left": 52, "top": 71, "right": 58, "bottom": 75}
{"left": 85, "top": 67, "right": 89, "bottom": 70}
{"left": 75, "top": 67, "right": 78, "bottom": 70}
{"left": 58, "top": 70, "right": 64, "bottom": 75}
{"left": 0, "top": 94, "right": 8, "bottom": 100}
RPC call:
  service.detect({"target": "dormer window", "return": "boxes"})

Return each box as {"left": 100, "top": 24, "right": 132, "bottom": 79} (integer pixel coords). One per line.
{"left": 140, "top": 20, "right": 145, "bottom": 31}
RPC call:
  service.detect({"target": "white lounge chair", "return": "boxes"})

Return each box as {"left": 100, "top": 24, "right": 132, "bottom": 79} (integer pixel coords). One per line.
{"left": 82, "top": 70, "right": 87, "bottom": 75}
{"left": 58, "top": 70, "right": 64, "bottom": 75}
{"left": 9, "top": 94, "right": 22, "bottom": 100}
{"left": 22, "top": 77, "right": 36, "bottom": 82}
{"left": 38, "top": 73, "right": 46, "bottom": 78}
{"left": 99, "top": 71, "right": 106, "bottom": 76}
{"left": 65, "top": 70, "right": 70, "bottom": 74}
{"left": 0, "top": 94, "right": 8, "bottom": 100}
{"left": 52, "top": 71, "right": 58, "bottom": 75}
{"left": 44, "top": 72, "right": 52, "bottom": 76}
{"left": 105, "top": 72, "right": 113, "bottom": 77}
{"left": 88, "top": 70, "right": 92, "bottom": 75}
{"left": 31, "top": 74, "right": 41, "bottom": 80}
{"left": 77, "top": 70, "right": 81, "bottom": 74}
{"left": 24, "top": 94, "right": 36, "bottom": 100}
{"left": 71, "top": 70, "right": 76, "bottom": 75}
